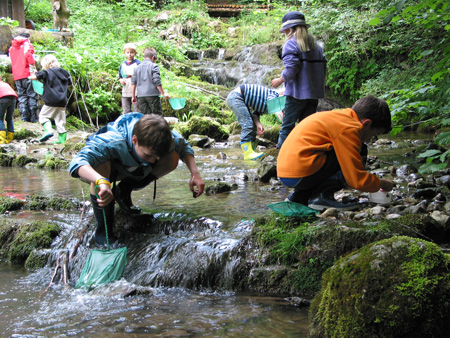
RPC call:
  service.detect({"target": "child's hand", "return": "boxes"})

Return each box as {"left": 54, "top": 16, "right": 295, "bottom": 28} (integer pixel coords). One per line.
{"left": 28, "top": 75, "right": 37, "bottom": 80}
{"left": 271, "top": 77, "right": 284, "bottom": 88}
{"left": 257, "top": 124, "right": 265, "bottom": 135}
{"left": 119, "top": 78, "right": 127, "bottom": 86}
{"left": 379, "top": 179, "right": 394, "bottom": 192}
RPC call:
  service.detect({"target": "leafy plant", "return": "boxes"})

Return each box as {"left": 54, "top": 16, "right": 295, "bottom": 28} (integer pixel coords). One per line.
{"left": 0, "top": 17, "right": 19, "bottom": 27}
{"left": 417, "top": 127, "right": 450, "bottom": 174}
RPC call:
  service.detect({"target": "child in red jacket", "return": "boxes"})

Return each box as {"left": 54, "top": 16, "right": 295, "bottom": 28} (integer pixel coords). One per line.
{"left": 9, "top": 33, "right": 38, "bottom": 123}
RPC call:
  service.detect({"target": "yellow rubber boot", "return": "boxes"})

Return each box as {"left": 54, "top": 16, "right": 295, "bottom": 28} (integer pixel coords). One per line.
{"left": 0, "top": 131, "right": 6, "bottom": 144}
{"left": 6, "top": 132, "right": 14, "bottom": 144}
{"left": 241, "top": 141, "right": 264, "bottom": 160}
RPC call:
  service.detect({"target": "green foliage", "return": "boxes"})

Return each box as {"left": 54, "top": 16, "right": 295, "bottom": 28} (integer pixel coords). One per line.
{"left": 0, "top": 17, "right": 19, "bottom": 27}
{"left": 25, "top": 0, "right": 52, "bottom": 25}
{"left": 417, "top": 131, "right": 450, "bottom": 174}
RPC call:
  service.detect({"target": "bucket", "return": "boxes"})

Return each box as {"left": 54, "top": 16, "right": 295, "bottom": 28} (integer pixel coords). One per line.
{"left": 32, "top": 80, "right": 44, "bottom": 95}
{"left": 266, "top": 96, "right": 286, "bottom": 115}
{"left": 369, "top": 191, "right": 392, "bottom": 205}
{"left": 169, "top": 98, "right": 186, "bottom": 110}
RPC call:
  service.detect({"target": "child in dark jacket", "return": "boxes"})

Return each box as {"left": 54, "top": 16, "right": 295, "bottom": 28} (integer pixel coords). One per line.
{"left": 30, "top": 54, "right": 72, "bottom": 144}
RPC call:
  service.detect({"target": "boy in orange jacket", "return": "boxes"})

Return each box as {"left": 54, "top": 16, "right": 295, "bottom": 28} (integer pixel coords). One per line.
{"left": 277, "top": 95, "right": 394, "bottom": 210}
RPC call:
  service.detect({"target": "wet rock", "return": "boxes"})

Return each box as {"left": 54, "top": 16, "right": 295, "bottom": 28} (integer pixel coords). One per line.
{"left": 285, "top": 296, "right": 311, "bottom": 307}
{"left": 216, "top": 151, "right": 227, "bottom": 160}
{"left": 385, "top": 213, "right": 401, "bottom": 219}
{"left": 370, "top": 205, "right": 385, "bottom": 216}
{"left": 205, "top": 182, "right": 236, "bottom": 195}
{"left": 412, "top": 188, "right": 440, "bottom": 200}
{"left": 396, "top": 164, "right": 418, "bottom": 178}
{"left": 188, "top": 134, "right": 214, "bottom": 148}
{"left": 320, "top": 208, "right": 339, "bottom": 218}
{"left": 310, "top": 236, "right": 450, "bottom": 338}
{"left": 257, "top": 163, "right": 277, "bottom": 183}
{"left": 407, "top": 179, "right": 435, "bottom": 189}
{"left": 437, "top": 175, "right": 450, "bottom": 188}
{"left": 430, "top": 211, "right": 450, "bottom": 227}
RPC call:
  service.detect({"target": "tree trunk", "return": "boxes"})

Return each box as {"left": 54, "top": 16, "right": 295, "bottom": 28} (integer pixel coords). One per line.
{"left": 52, "top": 0, "right": 70, "bottom": 30}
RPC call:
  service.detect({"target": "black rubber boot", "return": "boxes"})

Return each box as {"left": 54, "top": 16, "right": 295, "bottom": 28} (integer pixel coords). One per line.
{"left": 308, "top": 178, "right": 359, "bottom": 211}
{"left": 90, "top": 194, "right": 117, "bottom": 246}
{"left": 286, "top": 188, "right": 313, "bottom": 206}
{"left": 115, "top": 173, "right": 157, "bottom": 214}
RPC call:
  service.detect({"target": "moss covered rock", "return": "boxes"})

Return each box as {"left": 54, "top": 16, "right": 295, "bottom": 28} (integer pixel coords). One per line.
{"left": 182, "top": 116, "right": 229, "bottom": 141}
{"left": 309, "top": 236, "right": 450, "bottom": 338}
{"left": 0, "top": 219, "right": 61, "bottom": 265}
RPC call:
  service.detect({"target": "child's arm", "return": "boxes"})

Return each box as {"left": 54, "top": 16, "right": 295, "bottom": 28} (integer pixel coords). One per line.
{"left": 271, "top": 77, "right": 284, "bottom": 88}
{"left": 77, "top": 164, "right": 114, "bottom": 207}
{"left": 131, "top": 84, "right": 137, "bottom": 103}
{"left": 252, "top": 114, "right": 264, "bottom": 135}
{"left": 157, "top": 85, "right": 170, "bottom": 100}
{"left": 182, "top": 154, "right": 205, "bottom": 197}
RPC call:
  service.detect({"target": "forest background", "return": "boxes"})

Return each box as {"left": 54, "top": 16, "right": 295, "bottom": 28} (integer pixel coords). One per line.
{"left": 2, "top": 0, "right": 450, "bottom": 171}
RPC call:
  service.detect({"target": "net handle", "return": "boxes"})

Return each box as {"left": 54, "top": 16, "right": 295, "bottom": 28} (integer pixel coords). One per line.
{"left": 95, "top": 185, "right": 110, "bottom": 250}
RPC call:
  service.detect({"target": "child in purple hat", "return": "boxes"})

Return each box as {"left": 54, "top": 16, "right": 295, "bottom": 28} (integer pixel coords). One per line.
{"left": 272, "top": 11, "right": 327, "bottom": 149}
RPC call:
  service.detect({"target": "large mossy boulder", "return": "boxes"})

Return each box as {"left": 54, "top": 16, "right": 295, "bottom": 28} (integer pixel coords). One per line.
{"left": 179, "top": 116, "right": 229, "bottom": 141}
{"left": 309, "top": 236, "right": 450, "bottom": 338}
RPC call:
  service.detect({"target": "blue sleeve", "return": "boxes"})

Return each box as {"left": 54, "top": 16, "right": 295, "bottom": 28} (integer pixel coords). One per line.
{"left": 170, "top": 130, "right": 194, "bottom": 159}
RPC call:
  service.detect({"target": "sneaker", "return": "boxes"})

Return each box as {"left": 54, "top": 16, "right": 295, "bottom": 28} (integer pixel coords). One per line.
{"left": 308, "top": 195, "right": 360, "bottom": 211}
{"left": 115, "top": 185, "right": 142, "bottom": 214}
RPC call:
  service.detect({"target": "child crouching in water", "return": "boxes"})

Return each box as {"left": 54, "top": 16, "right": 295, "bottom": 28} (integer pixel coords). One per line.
{"left": 30, "top": 54, "right": 72, "bottom": 144}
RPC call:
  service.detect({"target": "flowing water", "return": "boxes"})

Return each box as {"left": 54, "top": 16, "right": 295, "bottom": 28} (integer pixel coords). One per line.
{"left": 0, "top": 132, "right": 431, "bottom": 337}
{"left": 0, "top": 142, "right": 306, "bottom": 337}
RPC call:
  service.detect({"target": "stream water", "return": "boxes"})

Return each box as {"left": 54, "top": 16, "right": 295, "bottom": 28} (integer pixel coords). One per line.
{"left": 0, "top": 142, "right": 307, "bottom": 337}
{"left": 0, "top": 132, "right": 431, "bottom": 337}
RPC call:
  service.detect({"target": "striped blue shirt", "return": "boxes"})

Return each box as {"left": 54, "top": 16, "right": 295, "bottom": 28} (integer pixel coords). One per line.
{"left": 240, "top": 84, "right": 279, "bottom": 115}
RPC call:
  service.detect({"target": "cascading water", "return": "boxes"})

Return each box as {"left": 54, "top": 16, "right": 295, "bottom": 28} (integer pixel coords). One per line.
{"left": 188, "top": 43, "right": 282, "bottom": 88}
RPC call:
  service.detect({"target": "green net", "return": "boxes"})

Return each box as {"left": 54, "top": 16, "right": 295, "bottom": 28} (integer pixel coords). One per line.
{"left": 31, "top": 80, "right": 44, "bottom": 95}
{"left": 75, "top": 247, "right": 127, "bottom": 289}
{"left": 268, "top": 201, "right": 319, "bottom": 218}
{"left": 266, "top": 96, "right": 286, "bottom": 115}
{"left": 169, "top": 98, "right": 186, "bottom": 110}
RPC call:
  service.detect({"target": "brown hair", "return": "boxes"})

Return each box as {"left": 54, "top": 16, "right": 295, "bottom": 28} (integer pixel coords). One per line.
{"left": 133, "top": 114, "right": 172, "bottom": 156}
{"left": 144, "top": 47, "right": 157, "bottom": 60}
{"left": 352, "top": 95, "right": 392, "bottom": 134}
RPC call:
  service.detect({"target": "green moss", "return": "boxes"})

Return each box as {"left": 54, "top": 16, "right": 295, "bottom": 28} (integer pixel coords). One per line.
{"left": 12, "top": 154, "right": 38, "bottom": 167}
{"left": 0, "top": 153, "right": 14, "bottom": 166}
{"left": 0, "top": 220, "right": 61, "bottom": 265}
{"left": 0, "top": 195, "right": 24, "bottom": 214}
{"left": 14, "top": 128, "right": 39, "bottom": 140}
{"left": 309, "top": 236, "right": 450, "bottom": 338}
{"left": 22, "top": 194, "right": 77, "bottom": 211}
{"left": 25, "top": 249, "right": 50, "bottom": 270}
{"left": 66, "top": 115, "right": 93, "bottom": 132}
{"left": 37, "top": 156, "right": 69, "bottom": 170}
{"left": 184, "top": 116, "right": 229, "bottom": 141}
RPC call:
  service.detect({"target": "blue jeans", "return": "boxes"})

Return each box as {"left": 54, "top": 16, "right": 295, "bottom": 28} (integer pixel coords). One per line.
{"left": 0, "top": 96, "right": 16, "bottom": 132}
{"left": 277, "top": 96, "right": 318, "bottom": 149}
{"left": 15, "top": 78, "right": 38, "bottom": 121}
{"left": 227, "top": 90, "right": 256, "bottom": 144}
